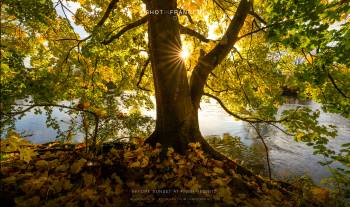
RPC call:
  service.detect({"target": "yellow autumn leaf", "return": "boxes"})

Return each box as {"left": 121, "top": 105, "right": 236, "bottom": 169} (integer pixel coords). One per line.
{"left": 70, "top": 158, "right": 87, "bottom": 174}
{"left": 62, "top": 178, "right": 72, "bottom": 191}
{"left": 83, "top": 173, "right": 96, "bottom": 187}
{"left": 185, "top": 177, "right": 201, "bottom": 190}
{"left": 2, "top": 176, "right": 17, "bottom": 184}
{"left": 110, "top": 148, "right": 119, "bottom": 157}
{"left": 215, "top": 187, "right": 234, "bottom": 204}
{"left": 52, "top": 179, "right": 63, "bottom": 193}
{"left": 213, "top": 167, "right": 225, "bottom": 174}
{"left": 124, "top": 150, "right": 134, "bottom": 160}
{"left": 111, "top": 173, "right": 123, "bottom": 185}
{"left": 140, "top": 157, "right": 149, "bottom": 168}
{"left": 35, "top": 160, "right": 48, "bottom": 170}
{"left": 211, "top": 177, "right": 231, "bottom": 186}
{"left": 129, "top": 161, "right": 141, "bottom": 168}
{"left": 56, "top": 164, "right": 69, "bottom": 172}
{"left": 20, "top": 147, "right": 37, "bottom": 163}
{"left": 310, "top": 187, "right": 329, "bottom": 202}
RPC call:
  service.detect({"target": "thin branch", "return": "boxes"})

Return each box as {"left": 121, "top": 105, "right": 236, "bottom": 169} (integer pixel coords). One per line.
{"left": 267, "top": 122, "right": 294, "bottom": 136}
{"left": 1, "top": 106, "right": 36, "bottom": 116}
{"left": 60, "top": 36, "right": 90, "bottom": 69}
{"left": 248, "top": 123, "right": 272, "bottom": 179}
{"left": 57, "top": 0, "right": 85, "bottom": 26}
{"left": 301, "top": 48, "right": 312, "bottom": 65}
{"left": 248, "top": 11, "right": 267, "bottom": 25}
{"left": 213, "top": 0, "right": 232, "bottom": 20}
{"left": 17, "top": 103, "right": 95, "bottom": 115}
{"left": 54, "top": 38, "right": 81, "bottom": 41}
{"left": 4, "top": 103, "right": 101, "bottom": 148}
{"left": 204, "top": 93, "right": 252, "bottom": 121}
{"left": 177, "top": 9, "right": 194, "bottom": 24}
{"left": 327, "top": 72, "right": 349, "bottom": 98}
{"left": 205, "top": 83, "right": 229, "bottom": 94}
{"left": 203, "top": 93, "right": 285, "bottom": 123}
{"left": 137, "top": 58, "right": 151, "bottom": 92}
{"left": 179, "top": 25, "right": 216, "bottom": 43}
{"left": 321, "top": 65, "right": 349, "bottom": 99}
{"left": 234, "top": 66, "right": 251, "bottom": 105}
{"left": 102, "top": 15, "right": 149, "bottom": 45}
{"left": 58, "top": 0, "right": 78, "bottom": 39}
{"left": 237, "top": 25, "right": 269, "bottom": 40}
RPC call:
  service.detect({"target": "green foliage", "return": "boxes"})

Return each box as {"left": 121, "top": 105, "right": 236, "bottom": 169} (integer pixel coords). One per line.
{"left": 265, "top": 1, "right": 350, "bottom": 201}
{"left": 281, "top": 107, "right": 350, "bottom": 202}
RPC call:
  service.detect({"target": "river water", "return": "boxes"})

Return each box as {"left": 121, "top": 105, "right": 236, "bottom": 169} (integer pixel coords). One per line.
{"left": 6, "top": 99, "right": 350, "bottom": 184}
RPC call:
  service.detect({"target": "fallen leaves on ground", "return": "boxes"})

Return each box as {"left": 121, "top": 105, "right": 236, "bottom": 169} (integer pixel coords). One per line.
{"left": 0, "top": 141, "right": 326, "bottom": 207}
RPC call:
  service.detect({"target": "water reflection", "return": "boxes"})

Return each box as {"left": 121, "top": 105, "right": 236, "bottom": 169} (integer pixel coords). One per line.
{"left": 3, "top": 98, "right": 350, "bottom": 184}
{"left": 268, "top": 100, "right": 350, "bottom": 183}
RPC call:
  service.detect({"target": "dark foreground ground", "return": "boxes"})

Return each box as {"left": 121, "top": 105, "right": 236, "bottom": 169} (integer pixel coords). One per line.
{"left": 0, "top": 141, "right": 330, "bottom": 207}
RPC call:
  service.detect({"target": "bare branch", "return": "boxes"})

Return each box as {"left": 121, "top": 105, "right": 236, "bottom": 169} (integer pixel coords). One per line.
{"left": 102, "top": 15, "right": 149, "bottom": 45}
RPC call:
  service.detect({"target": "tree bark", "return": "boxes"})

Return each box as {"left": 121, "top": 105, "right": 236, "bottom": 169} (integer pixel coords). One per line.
{"left": 145, "top": 0, "right": 250, "bottom": 157}
{"left": 145, "top": 0, "right": 201, "bottom": 154}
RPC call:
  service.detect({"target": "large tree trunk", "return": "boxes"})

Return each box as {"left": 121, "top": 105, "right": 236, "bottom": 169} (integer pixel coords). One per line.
{"left": 145, "top": 0, "right": 204, "bottom": 154}
{"left": 145, "top": 0, "right": 249, "bottom": 160}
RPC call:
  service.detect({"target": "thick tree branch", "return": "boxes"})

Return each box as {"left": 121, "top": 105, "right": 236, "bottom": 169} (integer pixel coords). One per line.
{"left": 190, "top": 0, "right": 250, "bottom": 108}
{"left": 102, "top": 15, "right": 149, "bottom": 45}
{"left": 95, "top": 0, "right": 120, "bottom": 28}
{"left": 179, "top": 25, "right": 216, "bottom": 43}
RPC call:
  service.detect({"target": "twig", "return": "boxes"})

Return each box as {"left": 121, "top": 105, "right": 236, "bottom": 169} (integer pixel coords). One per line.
{"left": 102, "top": 15, "right": 149, "bottom": 45}
{"left": 249, "top": 123, "right": 272, "bottom": 180}
{"left": 137, "top": 58, "right": 151, "bottom": 92}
